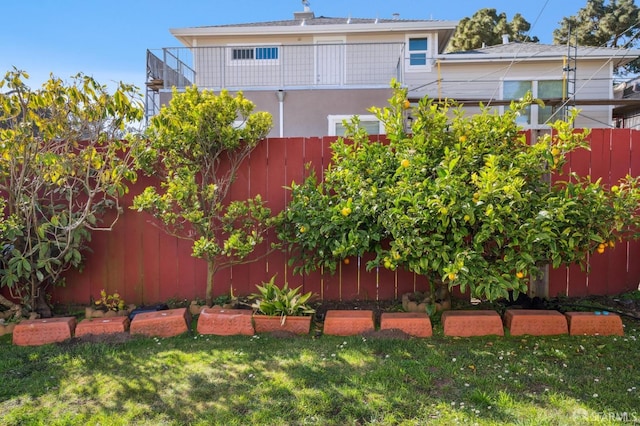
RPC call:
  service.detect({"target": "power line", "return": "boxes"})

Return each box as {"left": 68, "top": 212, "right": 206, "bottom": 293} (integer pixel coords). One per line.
{"left": 414, "top": 4, "right": 640, "bottom": 109}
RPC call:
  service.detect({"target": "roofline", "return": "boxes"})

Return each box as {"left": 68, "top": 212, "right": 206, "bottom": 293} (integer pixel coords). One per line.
{"left": 438, "top": 49, "right": 640, "bottom": 67}
{"left": 170, "top": 20, "right": 459, "bottom": 44}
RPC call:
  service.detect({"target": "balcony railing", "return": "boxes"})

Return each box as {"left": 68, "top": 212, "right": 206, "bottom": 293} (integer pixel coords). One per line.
{"left": 145, "top": 42, "right": 405, "bottom": 122}
{"left": 147, "top": 42, "right": 405, "bottom": 91}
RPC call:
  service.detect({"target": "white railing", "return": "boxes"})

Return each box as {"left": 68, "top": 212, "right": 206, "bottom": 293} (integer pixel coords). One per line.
{"left": 148, "top": 42, "right": 405, "bottom": 91}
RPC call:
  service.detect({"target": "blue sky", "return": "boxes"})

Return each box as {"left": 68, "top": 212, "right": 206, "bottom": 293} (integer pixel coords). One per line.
{"left": 1, "top": 0, "right": 588, "bottom": 93}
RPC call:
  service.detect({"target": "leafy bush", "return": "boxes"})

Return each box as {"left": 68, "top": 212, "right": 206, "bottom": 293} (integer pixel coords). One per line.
{"left": 250, "top": 276, "right": 315, "bottom": 320}
{"left": 94, "top": 289, "right": 126, "bottom": 312}
{"left": 0, "top": 70, "right": 144, "bottom": 316}
{"left": 132, "top": 87, "right": 275, "bottom": 306}
{"left": 279, "top": 80, "right": 640, "bottom": 301}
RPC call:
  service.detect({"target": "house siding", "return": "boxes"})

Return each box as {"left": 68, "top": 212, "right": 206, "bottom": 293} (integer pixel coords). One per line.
{"left": 232, "top": 88, "right": 391, "bottom": 137}
{"left": 416, "top": 59, "right": 616, "bottom": 128}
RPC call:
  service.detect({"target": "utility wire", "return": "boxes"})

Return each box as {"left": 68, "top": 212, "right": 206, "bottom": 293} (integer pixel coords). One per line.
{"left": 411, "top": 6, "right": 640, "bottom": 128}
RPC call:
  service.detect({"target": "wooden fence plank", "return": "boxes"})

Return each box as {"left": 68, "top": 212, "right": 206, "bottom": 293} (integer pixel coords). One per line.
{"left": 627, "top": 130, "right": 640, "bottom": 293}
{"left": 607, "top": 129, "right": 633, "bottom": 294}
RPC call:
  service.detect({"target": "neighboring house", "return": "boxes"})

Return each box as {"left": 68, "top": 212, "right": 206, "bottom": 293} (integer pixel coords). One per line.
{"left": 613, "top": 77, "right": 640, "bottom": 129}
{"left": 431, "top": 41, "right": 640, "bottom": 129}
{"left": 146, "top": 3, "right": 640, "bottom": 135}
{"left": 146, "top": 4, "right": 457, "bottom": 136}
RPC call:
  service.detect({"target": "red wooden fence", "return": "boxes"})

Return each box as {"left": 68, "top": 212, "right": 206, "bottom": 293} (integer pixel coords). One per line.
{"left": 549, "top": 128, "right": 640, "bottom": 297}
{"left": 49, "top": 129, "right": 640, "bottom": 306}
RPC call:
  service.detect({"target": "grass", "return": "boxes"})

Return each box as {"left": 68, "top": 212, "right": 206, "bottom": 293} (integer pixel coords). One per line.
{"left": 1, "top": 318, "right": 639, "bottom": 425}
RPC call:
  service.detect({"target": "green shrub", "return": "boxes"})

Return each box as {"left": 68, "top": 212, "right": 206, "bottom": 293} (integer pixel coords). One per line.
{"left": 250, "top": 276, "right": 315, "bottom": 319}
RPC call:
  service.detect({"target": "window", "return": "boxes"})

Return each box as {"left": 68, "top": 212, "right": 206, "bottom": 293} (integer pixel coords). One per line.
{"left": 503, "top": 80, "right": 565, "bottom": 126}
{"left": 503, "top": 81, "right": 532, "bottom": 125}
{"left": 409, "top": 38, "right": 428, "bottom": 66}
{"left": 256, "top": 47, "right": 278, "bottom": 60}
{"left": 537, "top": 81, "right": 564, "bottom": 124}
{"left": 405, "top": 35, "right": 432, "bottom": 71}
{"left": 328, "top": 115, "right": 385, "bottom": 136}
{"left": 230, "top": 46, "right": 279, "bottom": 63}
{"left": 232, "top": 48, "right": 254, "bottom": 60}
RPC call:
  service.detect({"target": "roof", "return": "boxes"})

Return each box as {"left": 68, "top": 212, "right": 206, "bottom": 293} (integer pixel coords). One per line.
{"left": 614, "top": 77, "right": 640, "bottom": 99}
{"left": 170, "top": 12, "right": 458, "bottom": 53}
{"left": 212, "top": 16, "right": 437, "bottom": 28}
{"left": 442, "top": 42, "right": 640, "bottom": 67}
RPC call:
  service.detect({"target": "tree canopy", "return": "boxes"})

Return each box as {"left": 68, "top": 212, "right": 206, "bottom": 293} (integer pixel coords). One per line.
{"left": 278, "top": 82, "right": 640, "bottom": 302}
{"left": 0, "top": 69, "right": 144, "bottom": 316}
{"left": 447, "top": 8, "right": 539, "bottom": 52}
{"left": 132, "top": 87, "right": 274, "bottom": 305}
{"left": 553, "top": 0, "right": 640, "bottom": 75}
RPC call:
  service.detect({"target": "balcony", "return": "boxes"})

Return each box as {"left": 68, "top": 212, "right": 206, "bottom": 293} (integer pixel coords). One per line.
{"left": 146, "top": 42, "right": 406, "bottom": 120}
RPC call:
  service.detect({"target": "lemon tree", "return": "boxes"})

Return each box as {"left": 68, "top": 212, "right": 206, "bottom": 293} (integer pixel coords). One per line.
{"left": 279, "top": 82, "right": 640, "bottom": 301}
{"left": 278, "top": 117, "right": 395, "bottom": 275}
{"left": 0, "top": 70, "right": 144, "bottom": 316}
{"left": 132, "top": 87, "right": 274, "bottom": 305}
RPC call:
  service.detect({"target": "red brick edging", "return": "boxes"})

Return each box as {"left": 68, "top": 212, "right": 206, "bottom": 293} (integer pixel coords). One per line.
{"left": 323, "top": 310, "right": 375, "bottom": 336}
{"left": 13, "top": 317, "right": 76, "bottom": 346}
{"left": 504, "top": 309, "right": 568, "bottom": 336}
{"left": 8, "top": 307, "right": 626, "bottom": 346}
{"left": 380, "top": 312, "right": 432, "bottom": 337}
{"left": 441, "top": 310, "right": 505, "bottom": 337}
{"left": 130, "top": 308, "right": 191, "bottom": 338}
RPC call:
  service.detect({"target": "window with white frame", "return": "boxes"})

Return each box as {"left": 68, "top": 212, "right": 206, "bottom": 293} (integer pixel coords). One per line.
{"left": 328, "top": 115, "right": 385, "bottom": 136}
{"left": 229, "top": 46, "right": 279, "bottom": 64}
{"left": 406, "top": 35, "right": 432, "bottom": 71}
{"left": 503, "top": 80, "right": 564, "bottom": 126}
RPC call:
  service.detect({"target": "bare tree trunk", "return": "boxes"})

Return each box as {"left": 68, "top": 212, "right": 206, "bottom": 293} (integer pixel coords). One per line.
{"left": 35, "top": 289, "right": 52, "bottom": 318}
{"left": 206, "top": 260, "right": 215, "bottom": 307}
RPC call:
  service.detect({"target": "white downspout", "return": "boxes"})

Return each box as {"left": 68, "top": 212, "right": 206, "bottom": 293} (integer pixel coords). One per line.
{"left": 276, "top": 90, "right": 286, "bottom": 137}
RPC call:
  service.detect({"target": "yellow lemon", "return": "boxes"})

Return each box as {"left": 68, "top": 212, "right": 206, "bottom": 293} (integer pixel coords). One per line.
{"left": 299, "top": 226, "right": 306, "bottom": 233}
{"left": 341, "top": 207, "right": 351, "bottom": 216}
{"left": 516, "top": 272, "right": 525, "bottom": 279}
{"left": 401, "top": 159, "right": 410, "bottom": 168}
{"left": 448, "top": 272, "right": 456, "bottom": 281}
{"left": 459, "top": 135, "right": 467, "bottom": 143}
{"left": 403, "top": 99, "right": 411, "bottom": 110}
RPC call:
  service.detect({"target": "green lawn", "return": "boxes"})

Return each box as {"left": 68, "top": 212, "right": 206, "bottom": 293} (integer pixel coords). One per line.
{"left": 1, "top": 318, "right": 639, "bottom": 425}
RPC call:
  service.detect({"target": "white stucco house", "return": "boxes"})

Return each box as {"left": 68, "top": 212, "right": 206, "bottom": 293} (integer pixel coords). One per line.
{"left": 145, "top": 3, "right": 640, "bottom": 136}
